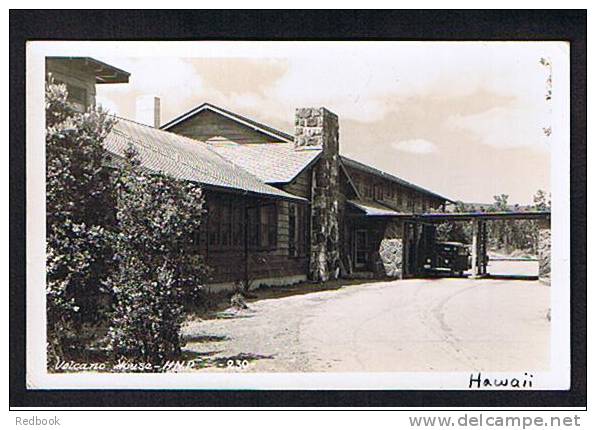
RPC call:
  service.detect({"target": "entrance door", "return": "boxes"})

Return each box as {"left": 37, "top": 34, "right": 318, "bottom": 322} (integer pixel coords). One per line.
{"left": 353, "top": 229, "right": 368, "bottom": 270}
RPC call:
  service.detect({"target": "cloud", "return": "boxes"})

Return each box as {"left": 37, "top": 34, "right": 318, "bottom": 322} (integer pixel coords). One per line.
{"left": 265, "top": 42, "right": 556, "bottom": 123}
{"left": 96, "top": 57, "right": 201, "bottom": 97}
{"left": 447, "top": 104, "right": 551, "bottom": 149}
{"left": 94, "top": 43, "right": 558, "bottom": 130}
{"left": 392, "top": 139, "right": 438, "bottom": 154}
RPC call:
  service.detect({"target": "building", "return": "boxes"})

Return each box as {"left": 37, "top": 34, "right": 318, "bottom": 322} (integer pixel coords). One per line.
{"left": 46, "top": 57, "right": 130, "bottom": 111}
{"left": 45, "top": 57, "right": 453, "bottom": 289}
{"left": 159, "top": 104, "right": 451, "bottom": 287}
{"left": 46, "top": 57, "right": 548, "bottom": 290}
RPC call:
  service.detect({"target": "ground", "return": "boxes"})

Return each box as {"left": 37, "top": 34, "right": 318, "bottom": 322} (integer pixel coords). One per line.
{"left": 182, "top": 261, "right": 549, "bottom": 373}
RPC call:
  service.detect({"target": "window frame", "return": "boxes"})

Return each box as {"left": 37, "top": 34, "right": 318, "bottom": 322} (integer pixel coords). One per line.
{"left": 247, "top": 201, "right": 278, "bottom": 251}
{"left": 288, "top": 203, "right": 308, "bottom": 258}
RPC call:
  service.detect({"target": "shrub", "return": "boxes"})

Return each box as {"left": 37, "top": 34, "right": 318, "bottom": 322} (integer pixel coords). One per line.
{"left": 45, "top": 78, "right": 116, "bottom": 360}
{"left": 107, "top": 146, "right": 208, "bottom": 366}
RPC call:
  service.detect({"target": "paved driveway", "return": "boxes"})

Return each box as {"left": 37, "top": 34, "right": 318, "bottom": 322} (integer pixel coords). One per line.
{"left": 182, "top": 273, "right": 550, "bottom": 372}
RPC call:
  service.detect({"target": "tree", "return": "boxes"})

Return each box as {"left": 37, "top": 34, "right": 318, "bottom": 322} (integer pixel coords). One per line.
{"left": 45, "top": 78, "right": 116, "bottom": 360}
{"left": 533, "top": 189, "right": 551, "bottom": 211}
{"left": 436, "top": 200, "right": 474, "bottom": 243}
{"left": 107, "top": 146, "right": 208, "bottom": 367}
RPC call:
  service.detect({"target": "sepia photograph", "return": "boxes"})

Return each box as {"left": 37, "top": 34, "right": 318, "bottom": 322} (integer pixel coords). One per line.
{"left": 11, "top": 10, "right": 585, "bottom": 409}
{"left": 24, "top": 40, "right": 571, "bottom": 390}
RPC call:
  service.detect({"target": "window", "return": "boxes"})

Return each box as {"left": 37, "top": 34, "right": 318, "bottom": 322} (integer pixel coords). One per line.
{"left": 208, "top": 203, "right": 221, "bottom": 247}
{"left": 288, "top": 205, "right": 296, "bottom": 256}
{"left": 408, "top": 194, "right": 415, "bottom": 212}
{"left": 220, "top": 202, "right": 231, "bottom": 246}
{"left": 354, "top": 229, "right": 368, "bottom": 268}
{"left": 247, "top": 206, "right": 259, "bottom": 248}
{"left": 259, "top": 204, "right": 277, "bottom": 249}
{"left": 247, "top": 202, "right": 278, "bottom": 250}
{"left": 232, "top": 205, "right": 244, "bottom": 247}
{"left": 207, "top": 200, "right": 239, "bottom": 249}
{"left": 374, "top": 183, "right": 384, "bottom": 201}
{"left": 288, "top": 203, "right": 307, "bottom": 257}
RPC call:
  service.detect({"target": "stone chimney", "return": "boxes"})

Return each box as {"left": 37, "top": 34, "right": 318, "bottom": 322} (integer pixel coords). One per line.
{"left": 295, "top": 107, "right": 341, "bottom": 282}
{"left": 136, "top": 95, "right": 161, "bottom": 128}
{"left": 295, "top": 107, "right": 339, "bottom": 154}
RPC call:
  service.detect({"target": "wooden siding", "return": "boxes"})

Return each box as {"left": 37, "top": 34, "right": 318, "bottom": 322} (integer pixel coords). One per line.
{"left": 196, "top": 191, "right": 308, "bottom": 285}
{"left": 344, "top": 166, "right": 445, "bottom": 212}
{"left": 166, "top": 110, "right": 283, "bottom": 144}
{"left": 282, "top": 167, "right": 312, "bottom": 199}
{"left": 46, "top": 59, "right": 97, "bottom": 110}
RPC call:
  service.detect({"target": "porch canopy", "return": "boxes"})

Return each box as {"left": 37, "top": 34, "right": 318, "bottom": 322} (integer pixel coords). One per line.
{"left": 347, "top": 199, "right": 411, "bottom": 217}
{"left": 347, "top": 201, "right": 550, "bottom": 222}
{"left": 413, "top": 211, "right": 551, "bottom": 222}
{"left": 412, "top": 210, "right": 551, "bottom": 278}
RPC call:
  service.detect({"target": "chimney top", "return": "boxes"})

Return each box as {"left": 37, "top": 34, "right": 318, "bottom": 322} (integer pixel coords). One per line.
{"left": 294, "top": 107, "right": 339, "bottom": 155}
{"left": 136, "top": 95, "right": 161, "bottom": 128}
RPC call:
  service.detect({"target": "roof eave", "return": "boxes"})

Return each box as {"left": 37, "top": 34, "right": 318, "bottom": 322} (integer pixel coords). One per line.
{"left": 200, "top": 183, "right": 307, "bottom": 203}
{"left": 46, "top": 56, "right": 131, "bottom": 84}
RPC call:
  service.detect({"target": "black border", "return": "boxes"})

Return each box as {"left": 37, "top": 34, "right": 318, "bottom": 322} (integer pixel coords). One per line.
{"left": 9, "top": 9, "right": 587, "bottom": 408}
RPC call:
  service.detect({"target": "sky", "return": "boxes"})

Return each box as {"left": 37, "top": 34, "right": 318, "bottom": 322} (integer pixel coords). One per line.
{"left": 89, "top": 42, "right": 564, "bottom": 205}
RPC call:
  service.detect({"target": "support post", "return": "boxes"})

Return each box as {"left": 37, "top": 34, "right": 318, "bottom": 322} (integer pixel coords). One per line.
{"left": 480, "top": 220, "right": 488, "bottom": 275}
{"left": 471, "top": 220, "right": 479, "bottom": 278}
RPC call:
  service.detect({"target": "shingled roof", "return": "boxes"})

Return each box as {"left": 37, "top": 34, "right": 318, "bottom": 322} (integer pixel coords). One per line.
{"left": 207, "top": 141, "right": 321, "bottom": 184}
{"left": 160, "top": 102, "right": 450, "bottom": 201}
{"left": 103, "top": 118, "right": 306, "bottom": 202}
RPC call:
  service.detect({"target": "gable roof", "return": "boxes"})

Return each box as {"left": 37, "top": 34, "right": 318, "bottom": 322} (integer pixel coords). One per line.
{"left": 206, "top": 141, "right": 321, "bottom": 184}
{"left": 160, "top": 102, "right": 294, "bottom": 143}
{"left": 341, "top": 156, "right": 452, "bottom": 202}
{"left": 103, "top": 117, "right": 306, "bottom": 202}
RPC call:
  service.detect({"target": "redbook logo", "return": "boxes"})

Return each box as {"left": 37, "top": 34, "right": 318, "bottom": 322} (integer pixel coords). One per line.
{"left": 15, "top": 416, "right": 61, "bottom": 426}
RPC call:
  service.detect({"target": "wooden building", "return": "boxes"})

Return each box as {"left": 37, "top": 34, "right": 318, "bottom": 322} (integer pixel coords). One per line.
{"left": 46, "top": 57, "right": 130, "bottom": 111}
{"left": 47, "top": 58, "right": 455, "bottom": 290}
{"left": 161, "top": 103, "right": 452, "bottom": 286}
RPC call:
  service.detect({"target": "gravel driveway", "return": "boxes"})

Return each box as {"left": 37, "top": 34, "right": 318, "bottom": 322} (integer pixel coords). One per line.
{"left": 182, "top": 271, "right": 550, "bottom": 373}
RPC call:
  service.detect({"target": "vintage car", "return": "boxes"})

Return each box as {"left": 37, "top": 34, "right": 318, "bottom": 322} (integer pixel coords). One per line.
{"left": 423, "top": 241, "right": 472, "bottom": 276}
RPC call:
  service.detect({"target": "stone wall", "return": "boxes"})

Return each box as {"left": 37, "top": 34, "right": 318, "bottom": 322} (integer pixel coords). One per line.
{"left": 295, "top": 108, "right": 340, "bottom": 282}
{"left": 379, "top": 220, "right": 403, "bottom": 278}
{"left": 537, "top": 219, "right": 551, "bottom": 285}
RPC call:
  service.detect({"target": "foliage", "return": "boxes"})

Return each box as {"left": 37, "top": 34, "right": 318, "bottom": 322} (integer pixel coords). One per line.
{"left": 436, "top": 190, "right": 551, "bottom": 255}
{"left": 107, "top": 146, "right": 209, "bottom": 366}
{"left": 45, "top": 78, "right": 116, "bottom": 359}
